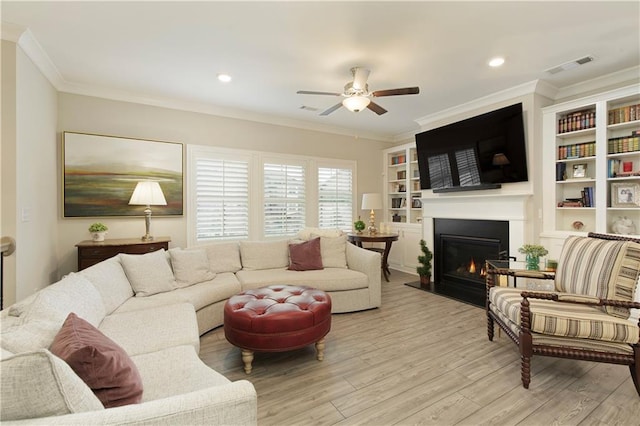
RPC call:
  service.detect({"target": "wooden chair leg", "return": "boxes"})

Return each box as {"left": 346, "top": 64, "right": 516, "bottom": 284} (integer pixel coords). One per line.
{"left": 521, "top": 355, "right": 531, "bottom": 389}
{"left": 631, "top": 345, "right": 640, "bottom": 396}
{"left": 487, "top": 314, "right": 494, "bottom": 341}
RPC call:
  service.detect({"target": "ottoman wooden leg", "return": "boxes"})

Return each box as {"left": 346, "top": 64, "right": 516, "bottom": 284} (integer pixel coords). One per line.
{"left": 315, "top": 338, "right": 325, "bottom": 361}
{"left": 241, "top": 349, "right": 254, "bottom": 374}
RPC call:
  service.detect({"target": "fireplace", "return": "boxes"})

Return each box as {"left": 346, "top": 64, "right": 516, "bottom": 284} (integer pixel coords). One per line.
{"left": 433, "top": 218, "right": 509, "bottom": 306}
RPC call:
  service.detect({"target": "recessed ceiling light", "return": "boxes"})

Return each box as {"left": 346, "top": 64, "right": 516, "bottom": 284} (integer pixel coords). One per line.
{"left": 488, "top": 57, "right": 505, "bottom": 67}
{"left": 217, "top": 73, "right": 232, "bottom": 83}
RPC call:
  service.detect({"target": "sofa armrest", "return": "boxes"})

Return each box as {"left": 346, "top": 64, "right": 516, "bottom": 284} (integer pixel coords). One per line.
{"left": 346, "top": 243, "right": 381, "bottom": 308}
{"left": 3, "top": 380, "right": 257, "bottom": 426}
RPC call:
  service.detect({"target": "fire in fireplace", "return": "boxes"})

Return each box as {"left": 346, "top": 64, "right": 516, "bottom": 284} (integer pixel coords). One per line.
{"left": 434, "top": 219, "right": 509, "bottom": 307}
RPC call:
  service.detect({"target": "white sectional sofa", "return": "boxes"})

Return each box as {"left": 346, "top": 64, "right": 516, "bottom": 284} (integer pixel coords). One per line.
{"left": 0, "top": 230, "right": 381, "bottom": 424}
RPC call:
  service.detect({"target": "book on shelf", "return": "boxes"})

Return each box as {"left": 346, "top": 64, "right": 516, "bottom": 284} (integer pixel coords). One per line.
{"left": 557, "top": 109, "right": 595, "bottom": 134}
{"left": 557, "top": 141, "right": 595, "bottom": 160}
{"left": 556, "top": 162, "right": 566, "bottom": 181}
{"left": 608, "top": 104, "right": 640, "bottom": 125}
{"left": 607, "top": 131, "right": 640, "bottom": 154}
{"left": 582, "top": 186, "right": 594, "bottom": 207}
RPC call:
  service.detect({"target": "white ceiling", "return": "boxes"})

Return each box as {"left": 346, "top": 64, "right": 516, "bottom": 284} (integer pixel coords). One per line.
{"left": 2, "top": 1, "right": 639, "bottom": 141}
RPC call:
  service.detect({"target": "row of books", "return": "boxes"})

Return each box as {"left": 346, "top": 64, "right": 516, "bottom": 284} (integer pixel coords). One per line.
{"left": 607, "top": 158, "right": 639, "bottom": 178}
{"left": 390, "top": 154, "right": 407, "bottom": 165}
{"left": 557, "top": 141, "right": 595, "bottom": 160}
{"left": 608, "top": 104, "right": 640, "bottom": 125}
{"left": 557, "top": 186, "right": 594, "bottom": 207}
{"left": 607, "top": 132, "right": 640, "bottom": 154}
{"left": 557, "top": 109, "right": 595, "bottom": 134}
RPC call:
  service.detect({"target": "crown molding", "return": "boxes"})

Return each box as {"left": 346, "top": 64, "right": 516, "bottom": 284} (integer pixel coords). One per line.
{"left": 554, "top": 66, "right": 640, "bottom": 100}
{"left": 414, "top": 80, "right": 555, "bottom": 130}
{"left": 58, "top": 80, "right": 393, "bottom": 142}
{"left": 15, "top": 28, "right": 65, "bottom": 88}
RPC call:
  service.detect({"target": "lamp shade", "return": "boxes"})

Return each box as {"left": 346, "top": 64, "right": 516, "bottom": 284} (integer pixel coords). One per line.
{"left": 361, "top": 193, "right": 382, "bottom": 210}
{"left": 342, "top": 96, "right": 371, "bottom": 112}
{"left": 492, "top": 153, "right": 511, "bottom": 166}
{"left": 128, "top": 181, "right": 167, "bottom": 206}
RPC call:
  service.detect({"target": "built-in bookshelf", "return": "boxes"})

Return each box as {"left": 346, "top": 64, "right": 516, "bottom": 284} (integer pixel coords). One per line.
{"left": 384, "top": 143, "right": 422, "bottom": 224}
{"left": 542, "top": 85, "right": 640, "bottom": 237}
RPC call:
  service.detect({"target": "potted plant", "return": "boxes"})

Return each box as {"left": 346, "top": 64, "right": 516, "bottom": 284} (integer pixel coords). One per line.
{"left": 416, "top": 239, "right": 433, "bottom": 288}
{"left": 89, "top": 222, "right": 108, "bottom": 242}
{"left": 518, "top": 244, "right": 548, "bottom": 271}
{"left": 354, "top": 217, "right": 366, "bottom": 234}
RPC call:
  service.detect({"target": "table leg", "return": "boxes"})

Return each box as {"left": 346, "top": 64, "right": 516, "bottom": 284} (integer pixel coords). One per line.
{"left": 381, "top": 241, "right": 393, "bottom": 282}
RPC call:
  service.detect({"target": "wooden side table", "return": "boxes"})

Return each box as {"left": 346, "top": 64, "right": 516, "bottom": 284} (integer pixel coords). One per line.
{"left": 76, "top": 237, "right": 171, "bottom": 271}
{"left": 347, "top": 233, "right": 399, "bottom": 282}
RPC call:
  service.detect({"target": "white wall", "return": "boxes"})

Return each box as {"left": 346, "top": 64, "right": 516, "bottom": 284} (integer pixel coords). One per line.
{"left": 56, "top": 93, "right": 391, "bottom": 277}
{"left": 1, "top": 41, "right": 58, "bottom": 304}
{"left": 1, "top": 40, "right": 18, "bottom": 306}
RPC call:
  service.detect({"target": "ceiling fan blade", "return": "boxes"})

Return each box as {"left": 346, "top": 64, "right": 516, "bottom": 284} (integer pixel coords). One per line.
{"left": 297, "top": 90, "right": 342, "bottom": 96}
{"left": 367, "top": 101, "right": 388, "bottom": 115}
{"left": 320, "top": 103, "right": 343, "bottom": 116}
{"left": 351, "top": 67, "right": 370, "bottom": 90}
{"left": 372, "top": 87, "right": 420, "bottom": 97}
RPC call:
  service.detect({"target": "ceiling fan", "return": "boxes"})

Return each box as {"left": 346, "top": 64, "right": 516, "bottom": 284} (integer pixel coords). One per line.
{"left": 297, "top": 67, "right": 419, "bottom": 116}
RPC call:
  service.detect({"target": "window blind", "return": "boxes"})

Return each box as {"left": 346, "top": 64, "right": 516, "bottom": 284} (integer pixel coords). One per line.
{"left": 195, "top": 157, "right": 249, "bottom": 241}
{"left": 263, "top": 163, "right": 306, "bottom": 237}
{"left": 318, "top": 167, "right": 353, "bottom": 231}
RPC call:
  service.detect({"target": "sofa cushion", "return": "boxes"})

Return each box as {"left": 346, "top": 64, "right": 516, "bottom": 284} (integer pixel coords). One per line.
{"left": 555, "top": 236, "right": 640, "bottom": 318}
{"left": 289, "top": 237, "right": 323, "bottom": 271}
{"left": 169, "top": 248, "right": 216, "bottom": 288}
{"left": 313, "top": 234, "right": 348, "bottom": 269}
{"left": 50, "top": 313, "right": 143, "bottom": 408}
{"left": 24, "top": 273, "right": 106, "bottom": 327}
{"left": 131, "top": 345, "right": 230, "bottom": 403}
{"left": 200, "top": 242, "right": 242, "bottom": 273}
{"left": 239, "top": 240, "right": 289, "bottom": 270}
{"left": 79, "top": 256, "right": 133, "bottom": 314}
{"left": 297, "top": 227, "right": 344, "bottom": 240}
{"left": 112, "top": 273, "right": 241, "bottom": 314}
{"left": 236, "top": 267, "right": 368, "bottom": 292}
{"left": 120, "top": 249, "right": 177, "bottom": 297}
{"left": 0, "top": 349, "right": 104, "bottom": 421}
{"left": 99, "top": 303, "right": 200, "bottom": 356}
{"left": 489, "top": 287, "right": 639, "bottom": 345}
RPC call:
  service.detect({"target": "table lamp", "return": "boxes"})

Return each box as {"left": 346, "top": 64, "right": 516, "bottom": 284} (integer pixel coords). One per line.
{"left": 129, "top": 181, "right": 167, "bottom": 241}
{"left": 361, "top": 193, "right": 382, "bottom": 234}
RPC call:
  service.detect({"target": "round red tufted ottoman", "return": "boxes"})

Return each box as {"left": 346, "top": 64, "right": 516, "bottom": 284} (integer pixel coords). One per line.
{"left": 224, "top": 285, "right": 331, "bottom": 374}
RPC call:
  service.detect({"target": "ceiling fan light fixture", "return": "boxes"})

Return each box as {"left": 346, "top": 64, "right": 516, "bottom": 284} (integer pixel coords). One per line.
{"left": 342, "top": 96, "right": 370, "bottom": 113}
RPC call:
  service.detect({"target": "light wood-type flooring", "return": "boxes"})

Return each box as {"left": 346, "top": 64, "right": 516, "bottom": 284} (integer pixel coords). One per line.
{"left": 199, "top": 270, "right": 640, "bottom": 425}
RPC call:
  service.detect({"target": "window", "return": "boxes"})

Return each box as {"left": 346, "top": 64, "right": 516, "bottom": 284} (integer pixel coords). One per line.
{"left": 318, "top": 166, "right": 354, "bottom": 232}
{"left": 263, "top": 162, "right": 306, "bottom": 237}
{"left": 193, "top": 156, "right": 249, "bottom": 241}
{"left": 189, "top": 145, "right": 356, "bottom": 243}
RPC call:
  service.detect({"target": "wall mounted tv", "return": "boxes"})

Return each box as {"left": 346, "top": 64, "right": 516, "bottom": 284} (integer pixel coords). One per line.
{"left": 415, "top": 103, "right": 528, "bottom": 193}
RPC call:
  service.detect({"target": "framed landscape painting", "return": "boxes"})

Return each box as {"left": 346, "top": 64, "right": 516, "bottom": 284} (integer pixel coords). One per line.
{"left": 63, "top": 132, "right": 183, "bottom": 217}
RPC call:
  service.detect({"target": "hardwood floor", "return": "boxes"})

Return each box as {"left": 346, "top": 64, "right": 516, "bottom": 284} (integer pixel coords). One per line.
{"left": 199, "top": 270, "right": 640, "bottom": 425}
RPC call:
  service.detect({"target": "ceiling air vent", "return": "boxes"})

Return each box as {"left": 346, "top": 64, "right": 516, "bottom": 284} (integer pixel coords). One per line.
{"left": 299, "top": 106, "right": 320, "bottom": 112}
{"left": 546, "top": 56, "right": 594, "bottom": 75}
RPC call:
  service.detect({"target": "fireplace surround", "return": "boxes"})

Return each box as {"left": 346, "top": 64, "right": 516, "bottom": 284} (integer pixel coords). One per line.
{"left": 434, "top": 218, "right": 509, "bottom": 306}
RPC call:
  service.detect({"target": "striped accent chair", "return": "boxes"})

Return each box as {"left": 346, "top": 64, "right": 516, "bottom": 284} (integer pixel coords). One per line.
{"left": 486, "top": 233, "right": 640, "bottom": 396}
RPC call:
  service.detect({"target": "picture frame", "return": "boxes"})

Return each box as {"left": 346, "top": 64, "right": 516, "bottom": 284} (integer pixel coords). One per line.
{"left": 611, "top": 182, "right": 640, "bottom": 208}
{"left": 63, "top": 132, "right": 184, "bottom": 217}
{"left": 572, "top": 163, "right": 587, "bottom": 179}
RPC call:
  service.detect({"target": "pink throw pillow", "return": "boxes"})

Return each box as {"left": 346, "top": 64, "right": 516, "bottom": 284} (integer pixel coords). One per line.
{"left": 289, "top": 237, "right": 324, "bottom": 271}
{"left": 50, "top": 313, "right": 143, "bottom": 408}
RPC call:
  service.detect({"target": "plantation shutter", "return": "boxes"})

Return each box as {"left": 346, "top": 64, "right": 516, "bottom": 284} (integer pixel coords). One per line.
{"left": 195, "top": 157, "right": 249, "bottom": 241}
{"left": 263, "top": 163, "right": 306, "bottom": 237}
{"left": 318, "top": 166, "right": 353, "bottom": 231}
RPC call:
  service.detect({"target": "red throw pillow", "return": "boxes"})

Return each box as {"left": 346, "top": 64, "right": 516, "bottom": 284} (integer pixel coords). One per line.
{"left": 50, "top": 313, "right": 143, "bottom": 408}
{"left": 289, "top": 237, "right": 324, "bottom": 271}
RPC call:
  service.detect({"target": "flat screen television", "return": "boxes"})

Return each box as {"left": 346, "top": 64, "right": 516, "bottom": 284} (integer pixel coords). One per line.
{"left": 415, "top": 103, "right": 528, "bottom": 193}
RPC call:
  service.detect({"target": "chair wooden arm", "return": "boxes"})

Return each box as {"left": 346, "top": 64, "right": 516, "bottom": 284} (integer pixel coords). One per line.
{"left": 521, "top": 291, "right": 640, "bottom": 309}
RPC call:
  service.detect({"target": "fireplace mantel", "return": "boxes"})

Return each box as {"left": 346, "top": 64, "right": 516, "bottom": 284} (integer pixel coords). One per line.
{"left": 421, "top": 191, "right": 533, "bottom": 261}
